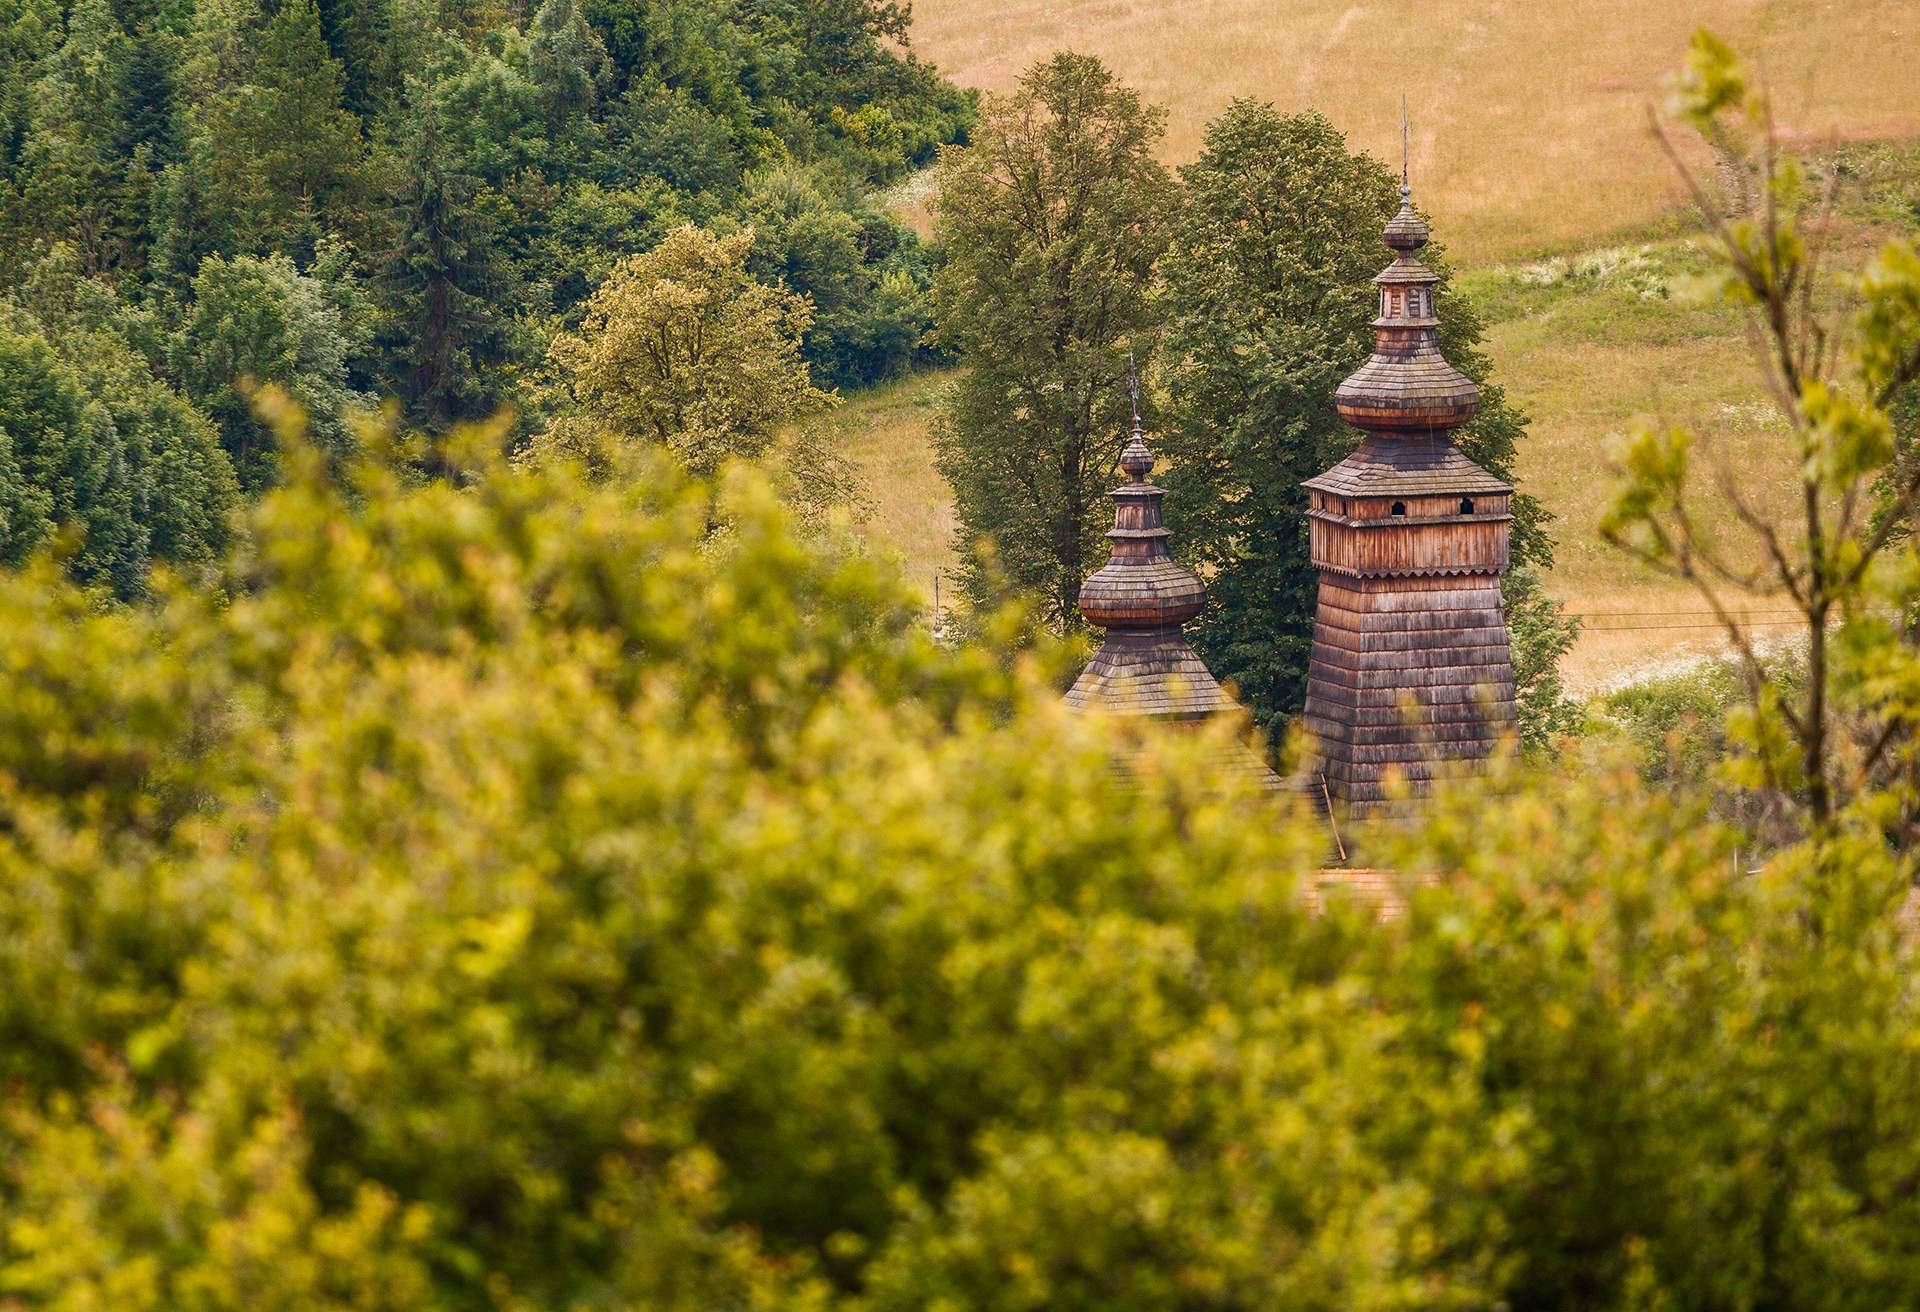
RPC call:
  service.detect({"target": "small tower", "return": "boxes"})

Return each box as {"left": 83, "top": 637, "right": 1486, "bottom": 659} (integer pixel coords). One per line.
{"left": 1299, "top": 178, "right": 1516, "bottom": 816}
{"left": 1065, "top": 407, "right": 1238, "bottom": 722}
{"left": 1065, "top": 391, "right": 1297, "bottom": 796}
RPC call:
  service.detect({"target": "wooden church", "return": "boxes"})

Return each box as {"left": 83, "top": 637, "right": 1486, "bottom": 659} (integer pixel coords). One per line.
{"left": 1063, "top": 405, "right": 1289, "bottom": 794}
{"left": 1063, "top": 173, "right": 1516, "bottom": 830}
{"left": 1300, "top": 181, "right": 1516, "bottom": 815}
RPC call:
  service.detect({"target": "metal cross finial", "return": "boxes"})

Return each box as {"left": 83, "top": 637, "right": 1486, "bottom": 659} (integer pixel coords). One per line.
{"left": 1119, "top": 349, "right": 1153, "bottom": 482}
{"left": 1399, "top": 94, "right": 1410, "bottom": 197}
{"left": 1127, "top": 350, "right": 1142, "bottom": 436}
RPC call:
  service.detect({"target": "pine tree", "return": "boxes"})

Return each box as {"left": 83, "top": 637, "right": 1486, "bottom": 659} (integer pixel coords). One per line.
{"left": 187, "top": 0, "right": 361, "bottom": 253}
{"left": 525, "top": 0, "right": 607, "bottom": 136}
{"left": 19, "top": 0, "right": 134, "bottom": 275}
{"left": 930, "top": 53, "right": 1172, "bottom": 627}
{"left": 380, "top": 86, "right": 514, "bottom": 432}
{"left": 315, "top": 0, "right": 397, "bottom": 122}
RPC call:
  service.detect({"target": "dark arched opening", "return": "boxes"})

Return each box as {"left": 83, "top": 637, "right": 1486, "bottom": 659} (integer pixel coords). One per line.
{"left": 1460, "top": 497, "right": 1475, "bottom": 515}
{"left": 1390, "top": 501, "right": 1407, "bottom": 517}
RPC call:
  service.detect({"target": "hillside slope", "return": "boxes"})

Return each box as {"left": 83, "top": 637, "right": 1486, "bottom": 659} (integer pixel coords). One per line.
{"left": 906, "top": 0, "right": 1919, "bottom": 264}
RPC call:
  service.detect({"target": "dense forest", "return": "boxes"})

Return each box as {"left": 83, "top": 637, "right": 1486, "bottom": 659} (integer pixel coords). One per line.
{"left": 0, "top": 0, "right": 968, "bottom": 591}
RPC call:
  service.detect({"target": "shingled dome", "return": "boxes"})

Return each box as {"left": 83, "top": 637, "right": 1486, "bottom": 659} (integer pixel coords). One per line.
{"left": 1332, "top": 186, "right": 1480, "bottom": 435}
{"left": 1063, "top": 404, "right": 1303, "bottom": 803}
{"left": 1064, "top": 421, "right": 1231, "bottom": 718}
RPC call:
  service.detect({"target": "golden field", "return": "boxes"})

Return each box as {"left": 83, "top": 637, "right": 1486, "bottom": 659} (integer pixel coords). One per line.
{"left": 832, "top": 3, "right": 1920, "bottom": 689}
{"left": 905, "top": 0, "right": 1920, "bottom": 265}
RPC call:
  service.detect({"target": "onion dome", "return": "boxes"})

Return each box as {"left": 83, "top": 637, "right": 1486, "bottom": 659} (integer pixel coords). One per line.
{"left": 1064, "top": 412, "right": 1229, "bottom": 719}
{"left": 1075, "top": 423, "right": 1206, "bottom": 630}
{"left": 1333, "top": 184, "right": 1480, "bottom": 435}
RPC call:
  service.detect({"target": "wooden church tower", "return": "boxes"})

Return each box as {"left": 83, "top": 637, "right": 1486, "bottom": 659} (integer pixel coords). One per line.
{"left": 1066, "top": 407, "right": 1239, "bottom": 721}
{"left": 1299, "top": 177, "right": 1516, "bottom": 816}
{"left": 1065, "top": 397, "right": 1284, "bottom": 792}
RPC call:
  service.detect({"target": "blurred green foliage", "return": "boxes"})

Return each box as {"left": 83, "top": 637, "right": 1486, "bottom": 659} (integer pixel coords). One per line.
{"left": 0, "top": 412, "right": 1914, "bottom": 1308}
{"left": 0, "top": 28, "right": 1915, "bottom": 1310}
{"left": 1602, "top": 31, "right": 1920, "bottom": 839}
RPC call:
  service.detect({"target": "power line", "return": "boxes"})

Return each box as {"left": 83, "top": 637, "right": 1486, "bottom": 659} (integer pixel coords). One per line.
{"left": 1568, "top": 609, "right": 1802, "bottom": 619}
{"left": 1579, "top": 622, "right": 1805, "bottom": 632}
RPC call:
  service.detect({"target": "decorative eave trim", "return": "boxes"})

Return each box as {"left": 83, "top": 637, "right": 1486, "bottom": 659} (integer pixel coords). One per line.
{"left": 1307, "top": 508, "right": 1515, "bottom": 528}
{"left": 1309, "top": 562, "right": 1509, "bottom": 580}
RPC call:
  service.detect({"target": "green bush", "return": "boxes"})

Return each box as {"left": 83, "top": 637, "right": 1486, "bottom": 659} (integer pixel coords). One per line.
{"left": 0, "top": 426, "right": 1913, "bottom": 1308}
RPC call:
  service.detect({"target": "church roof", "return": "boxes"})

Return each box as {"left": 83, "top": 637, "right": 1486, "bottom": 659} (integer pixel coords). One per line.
{"left": 1304, "top": 434, "right": 1513, "bottom": 498}
{"left": 1332, "top": 338, "right": 1479, "bottom": 417}
{"left": 1063, "top": 403, "right": 1284, "bottom": 790}
{"left": 1063, "top": 628, "right": 1237, "bottom": 719}
{"left": 1331, "top": 184, "right": 1481, "bottom": 433}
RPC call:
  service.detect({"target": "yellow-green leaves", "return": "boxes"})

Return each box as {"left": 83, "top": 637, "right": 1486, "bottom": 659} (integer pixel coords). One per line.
{"left": 1599, "top": 423, "right": 1691, "bottom": 564}
{"left": 1669, "top": 28, "right": 1759, "bottom": 131}
{"left": 1802, "top": 380, "right": 1894, "bottom": 489}
{"left": 3, "top": 412, "right": 1920, "bottom": 1306}
{"left": 1857, "top": 238, "right": 1920, "bottom": 398}
{"left": 539, "top": 223, "right": 834, "bottom": 483}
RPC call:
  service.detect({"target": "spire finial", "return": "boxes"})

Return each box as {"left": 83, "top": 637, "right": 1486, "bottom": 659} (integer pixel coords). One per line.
{"left": 1383, "top": 98, "right": 1428, "bottom": 254}
{"left": 1399, "top": 93, "right": 1411, "bottom": 199}
{"left": 1120, "top": 350, "right": 1153, "bottom": 481}
{"left": 1128, "top": 350, "right": 1142, "bottom": 437}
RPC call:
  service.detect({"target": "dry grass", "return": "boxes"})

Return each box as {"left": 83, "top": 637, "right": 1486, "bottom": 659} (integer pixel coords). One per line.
{"left": 1470, "top": 201, "right": 1912, "bottom": 679}
{"left": 906, "top": 0, "right": 1920, "bottom": 264}
{"left": 1558, "top": 581, "right": 1801, "bottom": 695}
{"left": 813, "top": 372, "right": 958, "bottom": 599}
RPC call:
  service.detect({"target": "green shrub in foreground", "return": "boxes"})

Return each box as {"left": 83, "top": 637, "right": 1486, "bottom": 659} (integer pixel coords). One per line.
{"left": 0, "top": 435, "right": 1913, "bottom": 1310}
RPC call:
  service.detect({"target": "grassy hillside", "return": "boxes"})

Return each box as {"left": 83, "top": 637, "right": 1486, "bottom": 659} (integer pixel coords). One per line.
{"left": 905, "top": 0, "right": 1920, "bottom": 265}
{"left": 816, "top": 372, "right": 958, "bottom": 597}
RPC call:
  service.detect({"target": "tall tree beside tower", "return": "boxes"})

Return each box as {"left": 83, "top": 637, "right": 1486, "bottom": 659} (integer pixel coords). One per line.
{"left": 930, "top": 53, "right": 1172, "bottom": 626}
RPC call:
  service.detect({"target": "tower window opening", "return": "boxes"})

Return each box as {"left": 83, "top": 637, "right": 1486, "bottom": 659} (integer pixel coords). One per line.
{"left": 1390, "top": 501, "right": 1407, "bottom": 517}
{"left": 1460, "top": 497, "right": 1475, "bottom": 514}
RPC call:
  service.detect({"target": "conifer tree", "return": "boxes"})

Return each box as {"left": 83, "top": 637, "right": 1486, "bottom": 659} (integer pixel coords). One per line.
{"left": 316, "top": 0, "right": 397, "bottom": 122}
{"left": 19, "top": 0, "right": 133, "bottom": 275}
{"left": 930, "top": 53, "right": 1172, "bottom": 627}
{"left": 379, "top": 85, "right": 513, "bottom": 432}
{"left": 525, "top": 0, "right": 607, "bottom": 136}
{"left": 188, "top": 0, "right": 361, "bottom": 253}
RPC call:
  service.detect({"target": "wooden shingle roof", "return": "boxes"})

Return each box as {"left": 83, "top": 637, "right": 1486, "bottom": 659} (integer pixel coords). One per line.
{"left": 1304, "top": 434, "right": 1513, "bottom": 498}
{"left": 1063, "top": 629, "right": 1237, "bottom": 719}
{"left": 1063, "top": 411, "right": 1284, "bottom": 791}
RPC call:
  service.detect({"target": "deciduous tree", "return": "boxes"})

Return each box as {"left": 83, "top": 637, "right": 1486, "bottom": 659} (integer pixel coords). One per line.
{"left": 931, "top": 52, "right": 1172, "bottom": 626}
{"left": 1602, "top": 32, "right": 1920, "bottom": 845}
{"left": 541, "top": 222, "right": 831, "bottom": 478}
{"left": 173, "top": 247, "right": 370, "bottom": 487}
